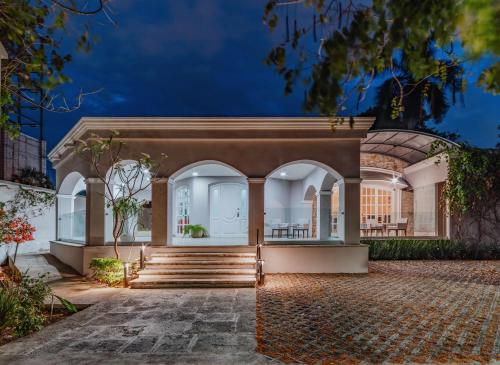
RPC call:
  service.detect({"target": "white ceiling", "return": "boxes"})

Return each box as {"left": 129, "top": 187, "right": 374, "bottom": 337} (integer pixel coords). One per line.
{"left": 269, "top": 164, "right": 318, "bottom": 181}
{"left": 175, "top": 164, "right": 242, "bottom": 181}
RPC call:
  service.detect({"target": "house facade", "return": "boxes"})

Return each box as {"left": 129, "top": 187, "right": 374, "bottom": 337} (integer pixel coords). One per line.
{"left": 48, "top": 117, "right": 453, "bottom": 278}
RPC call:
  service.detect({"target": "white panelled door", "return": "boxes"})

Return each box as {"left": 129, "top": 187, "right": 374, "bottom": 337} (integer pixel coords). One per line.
{"left": 210, "top": 183, "right": 248, "bottom": 236}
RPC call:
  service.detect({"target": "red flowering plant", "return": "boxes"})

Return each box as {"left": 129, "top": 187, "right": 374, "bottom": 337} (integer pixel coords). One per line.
{"left": 0, "top": 203, "right": 36, "bottom": 262}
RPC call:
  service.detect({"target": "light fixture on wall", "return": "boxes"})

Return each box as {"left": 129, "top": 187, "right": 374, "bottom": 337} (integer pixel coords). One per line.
{"left": 192, "top": 172, "right": 199, "bottom": 177}
{"left": 280, "top": 171, "right": 287, "bottom": 177}
{"left": 391, "top": 176, "right": 399, "bottom": 184}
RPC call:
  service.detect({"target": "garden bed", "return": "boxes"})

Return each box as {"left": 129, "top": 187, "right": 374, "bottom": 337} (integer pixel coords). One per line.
{"left": 0, "top": 264, "right": 79, "bottom": 346}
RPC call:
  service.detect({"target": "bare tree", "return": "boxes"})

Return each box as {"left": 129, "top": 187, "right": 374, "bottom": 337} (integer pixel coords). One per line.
{"left": 76, "top": 132, "right": 166, "bottom": 259}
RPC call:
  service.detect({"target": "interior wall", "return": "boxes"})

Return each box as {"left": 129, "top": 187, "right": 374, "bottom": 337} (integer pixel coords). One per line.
{"left": 173, "top": 176, "right": 247, "bottom": 237}
{"left": 264, "top": 178, "right": 291, "bottom": 235}
{"left": 264, "top": 166, "right": 333, "bottom": 236}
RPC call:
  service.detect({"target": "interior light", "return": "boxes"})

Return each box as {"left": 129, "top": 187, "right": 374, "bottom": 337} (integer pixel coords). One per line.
{"left": 391, "top": 176, "right": 398, "bottom": 184}
{"left": 280, "top": 171, "right": 287, "bottom": 177}
{"left": 192, "top": 172, "right": 199, "bottom": 176}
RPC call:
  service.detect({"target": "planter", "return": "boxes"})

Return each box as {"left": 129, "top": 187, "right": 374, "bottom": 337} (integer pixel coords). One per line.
{"left": 191, "top": 231, "right": 204, "bottom": 238}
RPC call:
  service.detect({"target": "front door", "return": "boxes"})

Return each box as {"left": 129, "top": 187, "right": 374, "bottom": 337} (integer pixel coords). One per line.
{"left": 210, "top": 183, "right": 248, "bottom": 236}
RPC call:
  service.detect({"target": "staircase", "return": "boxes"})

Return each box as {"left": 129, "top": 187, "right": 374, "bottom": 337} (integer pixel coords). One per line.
{"left": 130, "top": 248, "right": 257, "bottom": 288}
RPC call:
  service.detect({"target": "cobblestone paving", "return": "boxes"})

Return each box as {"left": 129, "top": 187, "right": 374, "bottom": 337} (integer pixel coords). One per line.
{"left": 0, "top": 288, "right": 279, "bottom": 365}
{"left": 257, "top": 261, "right": 500, "bottom": 364}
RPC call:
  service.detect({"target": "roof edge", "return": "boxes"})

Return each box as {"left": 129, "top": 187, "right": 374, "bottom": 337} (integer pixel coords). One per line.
{"left": 48, "top": 116, "right": 375, "bottom": 161}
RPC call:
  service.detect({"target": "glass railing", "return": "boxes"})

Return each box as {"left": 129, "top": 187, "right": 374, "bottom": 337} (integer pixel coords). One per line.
{"left": 264, "top": 208, "right": 440, "bottom": 239}
{"left": 57, "top": 210, "right": 86, "bottom": 243}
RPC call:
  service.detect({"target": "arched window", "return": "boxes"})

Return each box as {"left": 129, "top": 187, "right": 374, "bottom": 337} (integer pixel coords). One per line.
{"left": 175, "top": 186, "right": 191, "bottom": 236}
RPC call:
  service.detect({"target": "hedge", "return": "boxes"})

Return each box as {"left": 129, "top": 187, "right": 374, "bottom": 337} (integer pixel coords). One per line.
{"left": 364, "top": 239, "right": 500, "bottom": 260}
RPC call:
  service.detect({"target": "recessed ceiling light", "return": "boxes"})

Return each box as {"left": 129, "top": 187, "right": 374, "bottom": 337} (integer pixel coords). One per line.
{"left": 192, "top": 172, "right": 199, "bottom": 176}
{"left": 280, "top": 171, "right": 287, "bottom": 177}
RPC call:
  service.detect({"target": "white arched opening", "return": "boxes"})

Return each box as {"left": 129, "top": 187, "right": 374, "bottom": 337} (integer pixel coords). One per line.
{"left": 264, "top": 160, "right": 342, "bottom": 241}
{"left": 104, "top": 160, "right": 152, "bottom": 243}
{"left": 169, "top": 161, "right": 248, "bottom": 246}
{"left": 57, "top": 172, "right": 86, "bottom": 243}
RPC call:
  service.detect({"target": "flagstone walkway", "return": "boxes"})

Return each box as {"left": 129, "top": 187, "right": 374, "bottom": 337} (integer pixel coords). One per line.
{"left": 0, "top": 288, "right": 279, "bottom": 365}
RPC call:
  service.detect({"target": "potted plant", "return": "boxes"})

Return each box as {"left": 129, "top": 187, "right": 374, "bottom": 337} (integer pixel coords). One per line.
{"left": 183, "top": 224, "right": 207, "bottom": 238}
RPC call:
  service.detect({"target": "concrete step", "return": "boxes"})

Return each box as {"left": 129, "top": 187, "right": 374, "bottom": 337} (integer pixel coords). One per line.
{"left": 133, "top": 250, "right": 257, "bottom": 288}
{"left": 138, "top": 268, "right": 256, "bottom": 276}
{"left": 130, "top": 275, "right": 256, "bottom": 288}
{"left": 150, "top": 252, "right": 256, "bottom": 258}
{"left": 145, "top": 263, "right": 255, "bottom": 270}
{"left": 147, "top": 257, "right": 256, "bottom": 263}
{"left": 146, "top": 258, "right": 256, "bottom": 265}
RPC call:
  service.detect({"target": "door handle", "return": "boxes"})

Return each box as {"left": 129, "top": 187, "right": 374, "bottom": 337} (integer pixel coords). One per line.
{"left": 236, "top": 208, "right": 240, "bottom": 218}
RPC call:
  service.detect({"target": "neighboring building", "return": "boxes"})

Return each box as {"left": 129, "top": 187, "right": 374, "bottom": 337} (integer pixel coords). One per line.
{"left": 48, "top": 117, "right": 454, "bottom": 285}
{"left": 0, "top": 130, "right": 47, "bottom": 181}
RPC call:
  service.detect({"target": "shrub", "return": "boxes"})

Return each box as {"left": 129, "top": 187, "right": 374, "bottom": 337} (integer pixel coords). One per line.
{"left": 89, "top": 258, "right": 124, "bottom": 286}
{"left": 11, "top": 168, "right": 54, "bottom": 189}
{"left": 0, "top": 284, "right": 19, "bottom": 329}
{"left": 12, "top": 274, "right": 52, "bottom": 337}
{"left": 365, "top": 239, "right": 500, "bottom": 260}
{"left": 0, "top": 273, "right": 77, "bottom": 338}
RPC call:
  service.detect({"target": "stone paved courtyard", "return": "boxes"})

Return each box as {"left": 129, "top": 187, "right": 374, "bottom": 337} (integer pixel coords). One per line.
{"left": 0, "top": 288, "right": 279, "bottom": 365}
{"left": 257, "top": 261, "right": 500, "bottom": 364}
{"left": 0, "top": 260, "right": 498, "bottom": 364}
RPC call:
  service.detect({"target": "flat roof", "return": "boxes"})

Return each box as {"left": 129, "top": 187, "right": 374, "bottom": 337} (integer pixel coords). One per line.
{"left": 48, "top": 117, "right": 375, "bottom": 161}
{"left": 361, "top": 129, "right": 458, "bottom": 165}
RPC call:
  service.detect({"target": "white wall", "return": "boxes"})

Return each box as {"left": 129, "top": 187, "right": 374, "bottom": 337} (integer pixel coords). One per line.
{"left": 262, "top": 244, "right": 368, "bottom": 273}
{"left": 413, "top": 184, "right": 436, "bottom": 236}
{"left": 173, "top": 176, "right": 247, "bottom": 237}
{"left": 0, "top": 180, "right": 56, "bottom": 263}
{"left": 264, "top": 178, "right": 291, "bottom": 235}
{"left": 404, "top": 155, "right": 448, "bottom": 188}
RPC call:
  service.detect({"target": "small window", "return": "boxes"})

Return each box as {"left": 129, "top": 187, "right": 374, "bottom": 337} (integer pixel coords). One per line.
{"left": 175, "top": 186, "right": 190, "bottom": 236}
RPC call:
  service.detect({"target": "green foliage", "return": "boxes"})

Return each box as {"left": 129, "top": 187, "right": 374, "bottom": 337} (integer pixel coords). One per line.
{"left": 54, "top": 295, "right": 78, "bottom": 314}
{"left": 11, "top": 168, "right": 54, "bottom": 189}
{"left": 6, "top": 187, "right": 56, "bottom": 220}
{"left": 366, "top": 239, "right": 499, "bottom": 260}
{"left": 0, "top": 284, "right": 19, "bottom": 329}
{"left": 263, "top": 0, "right": 499, "bottom": 119}
{"left": 11, "top": 273, "right": 51, "bottom": 337}
{"left": 0, "top": 272, "right": 77, "bottom": 338}
{"left": 89, "top": 257, "right": 124, "bottom": 286}
{"left": 0, "top": 0, "right": 103, "bottom": 137}
{"left": 183, "top": 224, "right": 208, "bottom": 238}
{"left": 433, "top": 142, "right": 500, "bottom": 243}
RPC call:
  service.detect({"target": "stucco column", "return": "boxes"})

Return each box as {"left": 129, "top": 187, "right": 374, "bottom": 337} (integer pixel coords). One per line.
{"left": 248, "top": 178, "right": 265, "bottom": 245}
{"left": 317, "top": 190, "right": 332, "bottom": 240}
{"left": 338, "top": 178, "right": 361, "bottom": 244}
{"left": 151, "top": 178, "right": 169, "bottom": 246}
{"left": 85, "top": 178, "right": 105, "bottom": 246}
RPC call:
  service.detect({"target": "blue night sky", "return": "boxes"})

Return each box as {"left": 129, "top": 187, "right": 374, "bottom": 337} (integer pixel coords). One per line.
{"left": 40, "top": 0, "right": 499, "bottom": 154}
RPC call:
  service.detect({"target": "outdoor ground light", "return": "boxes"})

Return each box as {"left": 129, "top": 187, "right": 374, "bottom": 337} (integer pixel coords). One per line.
{"left": 140, "top": 244, "right": 146, "bottom": 270}
{"left": 257, "top": 259, "right": 265, "bottom": 286}
{"left": 123, "top": 262, "right": 130, "bottom": 287}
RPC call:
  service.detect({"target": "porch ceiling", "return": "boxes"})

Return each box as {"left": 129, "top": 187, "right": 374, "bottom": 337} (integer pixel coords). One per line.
{"left": 361, "top": 130, "right": 457, "bottom": 164}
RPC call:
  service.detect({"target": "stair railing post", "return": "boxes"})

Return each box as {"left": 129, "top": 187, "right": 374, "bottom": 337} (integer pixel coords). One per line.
{"left": 256, "top": 228, "right": 265, "bottom": 286}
